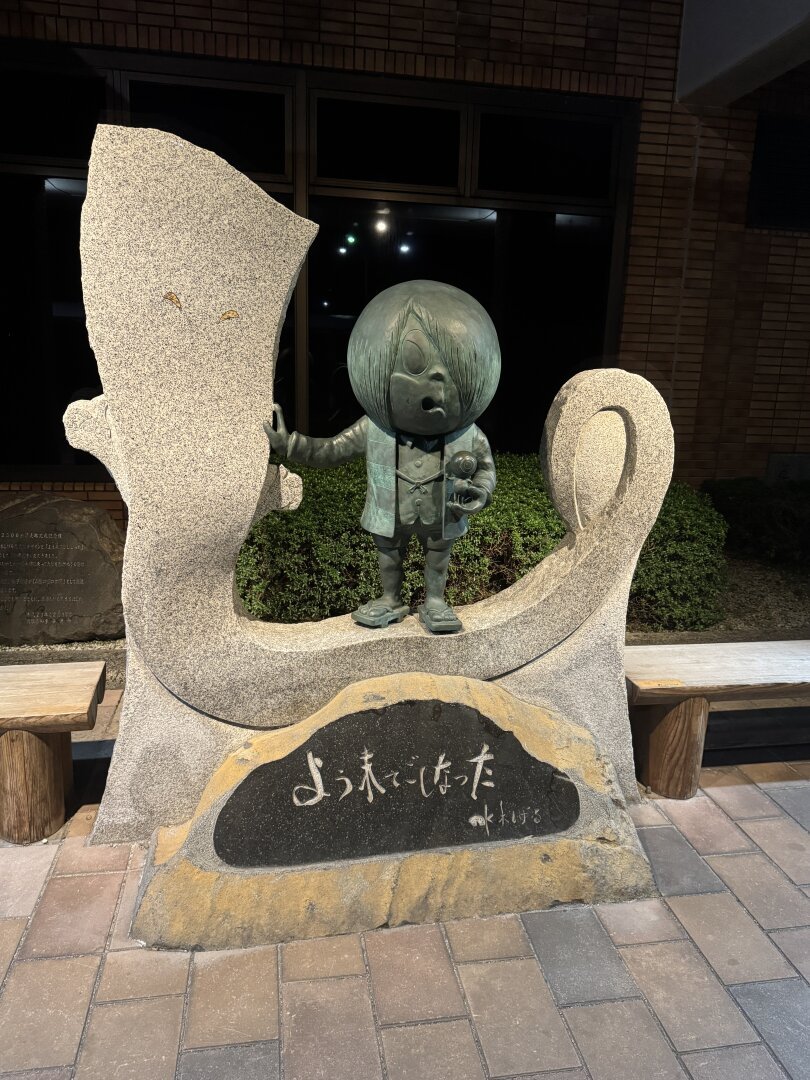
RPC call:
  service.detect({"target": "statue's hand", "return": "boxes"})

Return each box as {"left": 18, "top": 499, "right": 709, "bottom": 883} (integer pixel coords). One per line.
{"left": 448, "top": 480, "right": 488, "bottom": 517}
{"left": 263, "top": 404, "right": 290, "bottom": 457}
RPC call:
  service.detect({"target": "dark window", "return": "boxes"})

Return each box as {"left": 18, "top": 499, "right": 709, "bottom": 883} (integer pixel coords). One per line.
{"left": 0, "top": 175, "right": 104, "bottom": 471}
{"left": 306, "top": 197, "right": 613, "bottom": 450}
{"left": 0, "top": 69, "right": 106, "bottom": 161}
{"left": 748, "top": 114, "right": 810, "bottom": 231}
{"left": 316, "top": 98, "right": 461, "bottom": 188}
{"left": 478, "top": 112, "right": 614, "bottom": 200}
{"left": 129, "top": 80, "right": 287, "bottom": 176}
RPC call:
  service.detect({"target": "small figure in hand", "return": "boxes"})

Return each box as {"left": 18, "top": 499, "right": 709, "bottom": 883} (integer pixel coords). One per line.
{"left": 264, "top": 279, "right": 500, "bottom": 634}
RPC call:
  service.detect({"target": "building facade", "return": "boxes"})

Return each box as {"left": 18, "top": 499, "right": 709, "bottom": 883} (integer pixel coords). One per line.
{"left": 1, "top": 0, "right": 809, "bottom": 529}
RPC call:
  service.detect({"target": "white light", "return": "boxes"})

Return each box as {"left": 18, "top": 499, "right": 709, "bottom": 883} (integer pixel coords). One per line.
{"left": 338, "top": 247, "right": 347, "bottom": 254}
{"left": 322, "top": 300, "right": 329, "bottom": 308}
{"left": 374, "top": 219, "right": 389, "bottom": 234}
{"left": 399, "top": 244, "right": 411, "bottom": 254}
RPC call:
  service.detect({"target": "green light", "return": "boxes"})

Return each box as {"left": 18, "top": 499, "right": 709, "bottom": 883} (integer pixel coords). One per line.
{"left": 346, "top": 234, "right": 356, "bottom": 244}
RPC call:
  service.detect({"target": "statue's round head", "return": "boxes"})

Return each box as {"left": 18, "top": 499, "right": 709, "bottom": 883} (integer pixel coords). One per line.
{"left": 347, "top": 280, "right": 501, "bottom": 437}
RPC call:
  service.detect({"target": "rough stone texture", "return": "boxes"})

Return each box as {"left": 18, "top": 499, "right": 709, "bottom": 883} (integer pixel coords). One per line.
{"left": 131, "top": 675, "right": 654, "bottom": 949}
{"left": 66, "top": 125, "right": 673, "bottom": 841}
{"left": 0, "top": 493, "right": 124, "bottom": 646}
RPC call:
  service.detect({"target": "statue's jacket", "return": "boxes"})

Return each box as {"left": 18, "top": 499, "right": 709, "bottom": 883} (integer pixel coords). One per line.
{"left": 286, "top": 416, "right": 496, "bottom": 540}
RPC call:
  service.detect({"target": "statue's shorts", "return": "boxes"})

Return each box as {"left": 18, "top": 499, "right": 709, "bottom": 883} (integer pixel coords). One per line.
{"left": 371, "top": 526, "right": 453, "bottom": 555}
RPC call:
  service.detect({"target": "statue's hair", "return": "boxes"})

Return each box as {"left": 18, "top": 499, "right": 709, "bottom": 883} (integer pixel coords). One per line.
{"left": 347, "top": 280, "right": 501, "bottom": 431}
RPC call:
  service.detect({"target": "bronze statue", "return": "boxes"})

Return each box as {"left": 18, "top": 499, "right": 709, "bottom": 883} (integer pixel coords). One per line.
{"left": 265, "top": 280, "right": 500, "bottom": 633}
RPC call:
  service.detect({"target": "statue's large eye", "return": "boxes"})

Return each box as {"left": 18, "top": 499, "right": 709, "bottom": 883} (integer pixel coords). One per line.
{"left": 401, "top": 336, "right": 427, "bottom": 376}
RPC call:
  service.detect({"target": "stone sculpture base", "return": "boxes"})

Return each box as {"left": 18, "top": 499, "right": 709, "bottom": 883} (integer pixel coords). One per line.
{"left": 132, "top": 674, "right": 654, "bottom": 949}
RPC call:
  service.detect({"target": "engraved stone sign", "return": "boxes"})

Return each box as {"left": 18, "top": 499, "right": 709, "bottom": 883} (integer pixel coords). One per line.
{"left": 0, "top": 493, "right": 125, "bottom": 646}
{"left": 214, "top": 700, "right": 580, "bottom": 867}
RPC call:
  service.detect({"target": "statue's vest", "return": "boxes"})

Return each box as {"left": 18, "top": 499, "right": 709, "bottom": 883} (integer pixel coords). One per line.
{"left": 361, "top": 418, "right": 477, "bottom": 540}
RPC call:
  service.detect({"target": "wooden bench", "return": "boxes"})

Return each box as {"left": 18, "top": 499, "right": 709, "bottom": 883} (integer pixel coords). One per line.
{"left": 626, "top": 641, "right": 810, "bottom": 800}
{"left": 0, "top": 661, "right": 106, "bottom": 844}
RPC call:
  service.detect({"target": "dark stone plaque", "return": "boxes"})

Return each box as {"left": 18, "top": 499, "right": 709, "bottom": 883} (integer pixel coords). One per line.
{"left": 214, "top": 700, "right": 580, "bottom": 868}
{"left": 0, "top": 493, "right": 125, "bottom": 646}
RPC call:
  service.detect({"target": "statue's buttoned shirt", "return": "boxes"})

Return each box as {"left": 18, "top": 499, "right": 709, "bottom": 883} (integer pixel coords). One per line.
{"left": 396, "top": 435, "right": 443, "bottom": 527}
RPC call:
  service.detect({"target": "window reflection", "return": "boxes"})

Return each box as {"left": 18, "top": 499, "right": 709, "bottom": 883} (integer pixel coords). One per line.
{"left": 306, "top": 197, "right": 614, "bottom": 450}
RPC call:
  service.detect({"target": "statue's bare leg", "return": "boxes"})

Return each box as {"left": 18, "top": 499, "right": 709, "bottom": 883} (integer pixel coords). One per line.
{"left": 352, "top": 534, "right": 410, "bottom": 628}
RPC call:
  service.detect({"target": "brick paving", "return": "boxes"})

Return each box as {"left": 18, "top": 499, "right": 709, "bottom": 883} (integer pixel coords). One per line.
{"left": 0, "top": 761, "right": 808, "bottom": 1079}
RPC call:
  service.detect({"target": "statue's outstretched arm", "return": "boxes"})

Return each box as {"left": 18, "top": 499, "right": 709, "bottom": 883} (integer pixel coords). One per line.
{"left": 264, "top": 406, "right": 368, "bottom": 469}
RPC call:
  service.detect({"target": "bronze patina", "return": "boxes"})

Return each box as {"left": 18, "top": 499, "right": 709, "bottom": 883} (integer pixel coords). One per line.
{"left": 265, "top": 279, "right": 501, "bottom": 633}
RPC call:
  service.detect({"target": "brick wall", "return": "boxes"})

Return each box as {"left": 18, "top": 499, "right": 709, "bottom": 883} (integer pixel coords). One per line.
{"left": 1, "top": 0, "right": 809, "bottom": 488}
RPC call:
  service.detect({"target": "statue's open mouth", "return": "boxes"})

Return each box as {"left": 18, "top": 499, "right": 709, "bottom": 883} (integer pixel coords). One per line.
{"left": 421, "top": 396, "right": 445, "bottom": 415}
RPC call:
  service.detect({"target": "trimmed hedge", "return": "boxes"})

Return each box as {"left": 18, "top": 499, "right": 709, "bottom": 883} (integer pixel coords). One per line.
{"left": 703, "top": 477, "right": 810, "bottom": 566}
{"left": 237, "top": 455, "right": 727, "bottom": 631}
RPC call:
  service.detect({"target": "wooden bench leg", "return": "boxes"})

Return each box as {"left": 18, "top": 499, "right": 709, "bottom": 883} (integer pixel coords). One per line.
{"left": 0, "top": 729, "right": 68, "bottom": 844}
{"left": 630, "top": 696, "right": 710, "bottom": 800}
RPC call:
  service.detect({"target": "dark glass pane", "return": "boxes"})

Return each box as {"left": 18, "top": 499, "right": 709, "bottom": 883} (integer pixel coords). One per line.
{"left": 748, "top": 114, "right": 810, "bottom": 230}
{"left": 129, "top": 80, "right": 286, "bottom": 175}
{"left": 478, "top": 112, "right": 614, "bottom": 200}
{"left": 316, "top": 98, "right": 460, "bottom": 187}
{"left": 0, "top": 69, "right": 105, "bottom": 161}
{"left": 306, "top": 198, "right": 613, "bottom": 451}
{"left": 0, "top": 175, "right": 104, "bottom": 471}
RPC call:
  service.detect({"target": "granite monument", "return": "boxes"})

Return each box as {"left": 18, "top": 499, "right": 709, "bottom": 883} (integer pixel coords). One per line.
{"left": 63, "top": 125, "right": 674, "bottom": 944}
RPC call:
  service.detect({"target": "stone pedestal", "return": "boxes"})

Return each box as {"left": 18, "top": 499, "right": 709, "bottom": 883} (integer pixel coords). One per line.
{"left": 133, "top": 675, "right": 654, "bottom": 948}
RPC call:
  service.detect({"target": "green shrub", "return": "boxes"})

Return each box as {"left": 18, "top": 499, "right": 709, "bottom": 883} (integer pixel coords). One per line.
{"left": 628, "top": 483, "right": 727, "bottom": 630}
{"left": 236, "top": 458, "right": 727, "bottom": 631}
{"left": 703, "top": 477, "right": 810, "bottom": 565}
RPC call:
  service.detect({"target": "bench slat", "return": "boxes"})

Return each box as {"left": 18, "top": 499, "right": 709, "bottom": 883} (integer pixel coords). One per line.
{"left": 625, "top": 641, "right": 810, "bottom": 705}
{"left": 0, "top": 661, "right": 106, "bottom": 732}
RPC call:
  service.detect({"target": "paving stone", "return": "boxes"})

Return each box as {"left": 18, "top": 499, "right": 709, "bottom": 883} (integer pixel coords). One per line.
{"left": 667, "top": 894, "right": 795, "bottom": 984}
{"left": 497, "top": 1073, "right": 588, "bottom": 1080}
{"left": 365, "top": 924, "right": 464, "bottom": 1024}
{"left": 699, "top": 768, "right": 780, "bottom": 820}
{"left": 459, "top": 958, "right": 579, "bottom": 1076}
{"left": 184, "top": 945, "right": 278, "bottom": 1048}
{"left": 740, "top": 817, "right": 810, "bottom": 885}
{"left": 444, "top": 915, "right": 532, "bottom": 962}
{"left": 382, "top": 1019, "right": 485, "bottom": 1080}
{"left": 621, "top": 941, "right": 758, "bottom": 1051}
{"left": 108, "top": 869, "right": 141, "bottom": 950}
{"left": 636, "top": 827, "right": 725, "bottom": 896}
{"left": 522, "top": 907, "right": 638, "bottom": 1005}
{"left": 706, "top": 852, "right": 810, "bottom": 929}
{"left": 770, "top": 927, "right": 810, "bottom": 980}
{"left": 96, "top": 947, "right": 191, "bottom": 1001}
{"left": 178, "top": 1041, "right": 280, "bottom": 1080}
{"left": 54, "top": 837, "right": 132, "bottom": 875}
{"left": 0, "top": 917, "right": 26, "bottom": 982}
{"left": 732, "top": 979, "right": 810, "bottom": 1080}
{"left": 628, "top": 801, "right": 668, "bottom": 827}
{"left": 75, "top": 995, "right": 184, "bottom": 1080}
{"left": 19, "top": 872, "right": 122, "bottom": 958}
{"left": 738, "top": 762, "right": 804, "bottom": 785}
{"left": 65, "top": 804, "right": 100, "bottom": 839}
{"left": 657, "top": 796, "right": 755, "bottom": 855}
{"left": 281, "top": 934, "right": 364, "bottom": 981}
{"left": 0, "top": 1069, "right": 74, "bottom": 1079}
{"left": 680, "top": 1043, "right": 788, "bottom": 1080}
{"left": 282, "top": 977, "right": 382, "bottom": 1080}
{"left": 757, "top": 781, "right": 810, "bottom": 830}
{"left": 0, "top": 955, "right": 99, "bottom": 1071}
{"left": 596, "top": 899, "right": 686, "bottom": 945}
{"left": 128, "top": 844, "right": 148, "bottom": 870}
{"left": 564, "top": 999, "right": 686, "bottom": 1080}
{"left": 0, "top": 845, "right": 57, "bottom": 917}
